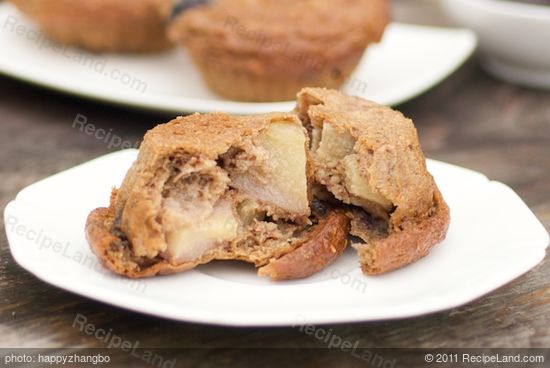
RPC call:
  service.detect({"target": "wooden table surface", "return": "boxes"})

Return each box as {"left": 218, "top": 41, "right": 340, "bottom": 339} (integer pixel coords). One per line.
{"left": 0, "top": 1, "right": 549, "bottom": 366}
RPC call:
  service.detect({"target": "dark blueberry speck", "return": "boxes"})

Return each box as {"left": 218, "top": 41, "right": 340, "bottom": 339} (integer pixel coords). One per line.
{"left": 170, "top": 0, "right": 212, "bottom": 21}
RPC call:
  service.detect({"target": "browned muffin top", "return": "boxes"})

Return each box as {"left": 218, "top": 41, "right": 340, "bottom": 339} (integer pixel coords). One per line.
{"left": 297, "top": 88, "right": 437, "bottom": 231}
{"left": 140, "top": 112, "right": 301, "bottom": 159}
{"left": 170, "top": 0, "right": 389, "bottom": 72}
{"left": 9, "top": 0, "right": 173, "bottom": 52}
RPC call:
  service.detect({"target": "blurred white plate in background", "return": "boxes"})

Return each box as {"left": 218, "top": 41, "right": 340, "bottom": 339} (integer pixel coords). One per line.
{"left": 0, "top": 3, "right": 476, "bottom": 114}
{"left": 4, "top": 150, "right": 548, "bottom": 326}
{"left": 442, "top": 0, "right": 550, "bottom": 89}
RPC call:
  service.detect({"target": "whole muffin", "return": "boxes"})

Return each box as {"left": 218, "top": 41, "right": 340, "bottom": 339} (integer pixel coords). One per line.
{"left": 9, "top": 0, "right": 173, "bottom": 53}
{"left": 170, "top": 0, "right": 389, "bottom": 102}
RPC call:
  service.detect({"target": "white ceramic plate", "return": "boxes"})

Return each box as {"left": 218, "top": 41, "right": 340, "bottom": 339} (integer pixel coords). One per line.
{"left": 4, "top": 150, "right": 548, "bottom": 326}
{"left": 442, "top": 0, "right": 550, "bottom": 89}
{"left": 0, "top": 3, "right": 476, "bottom": 114}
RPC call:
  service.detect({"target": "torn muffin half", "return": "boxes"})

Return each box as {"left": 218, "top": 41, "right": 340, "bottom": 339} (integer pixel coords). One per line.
{"left": 86, "top": 113, "right": 349, "bottom": 280}
{"left": 296, "top": 88, "right": 450, "bottom": 275}
{"left": 87, "top": 88, "right": 450, "bottom": 280}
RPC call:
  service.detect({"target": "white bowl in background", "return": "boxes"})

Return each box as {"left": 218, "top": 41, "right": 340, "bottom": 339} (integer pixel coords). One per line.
{"left": 441, "top": 0, "right": 550, "bottom": 88}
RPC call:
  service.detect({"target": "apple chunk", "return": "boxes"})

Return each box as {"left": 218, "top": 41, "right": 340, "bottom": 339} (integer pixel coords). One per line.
{"left": 164, "top": 201, "right": 239, "bottom": 263}
{"left": 313, "top": 122, "right": 392, "bottom": 213}
{"left": 315, "top": 123, "right": 355, "bottom": 161}
{"left": 343, "top": 155, "right": 393, "bottom": 211}
{"left": 231, "top": 122, "right": 309, "bottom": 217}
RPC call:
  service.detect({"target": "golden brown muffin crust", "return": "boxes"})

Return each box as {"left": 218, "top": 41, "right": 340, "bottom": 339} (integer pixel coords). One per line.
{"left": 297, "top": 88, "right": 437, "bottom": 229}
{"left": 296, "top": 88, "right": 450, "bottom": 275}
{"left": 86, "top": 89, "right": 450, "bottom": 279}
{"left": 258, "top": 209, "right": 350, "bottom": 280}
{"left": 352, "top": 189, "right": 449, "bottom": 275}
{"left": 115, "top": 113, "right": 310, "bottom": 259}
{"left": 10, "top": 0, "right": 173, "bottom": 52}
{"left": 86, "top": 112, "right": 352, "bottom": 279}
{"left": 171, "top": 0, "right": 389, "bottom": 74}
{"left": 169, "top": 0, "right": 389, "bottom": 101}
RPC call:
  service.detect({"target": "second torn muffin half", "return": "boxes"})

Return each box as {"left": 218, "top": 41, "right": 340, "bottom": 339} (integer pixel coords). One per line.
{"left": 297, "top": 88, "right": 450, "bottom": 275}
{"left": 86, "top": 88, "right": 449, "bottom": 280}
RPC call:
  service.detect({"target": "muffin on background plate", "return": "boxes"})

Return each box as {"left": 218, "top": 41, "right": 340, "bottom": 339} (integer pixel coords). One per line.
{"left": 9, "top": 0, "right": 173, "bottom": 53}
{"left": 170, "top": 0, "right": 389, "bottom": 102}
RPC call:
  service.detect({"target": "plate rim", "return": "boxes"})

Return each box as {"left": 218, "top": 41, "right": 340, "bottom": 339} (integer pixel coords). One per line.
{"left": 0, "top": 3, "right": 477, "bottom": 114}
{"left": 4, "top": 152, "right": 548, "bottom": 326}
